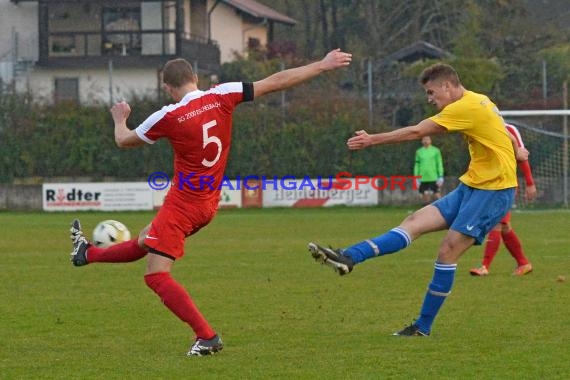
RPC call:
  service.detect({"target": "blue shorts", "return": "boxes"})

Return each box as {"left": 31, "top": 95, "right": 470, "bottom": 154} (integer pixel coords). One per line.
{"left": 433, "top": 183, "right": 515, "bottom": 245}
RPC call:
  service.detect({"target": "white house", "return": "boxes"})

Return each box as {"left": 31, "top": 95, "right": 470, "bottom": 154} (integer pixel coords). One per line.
{"left": 0, "top": 0, "right": 295, "bottom": 104}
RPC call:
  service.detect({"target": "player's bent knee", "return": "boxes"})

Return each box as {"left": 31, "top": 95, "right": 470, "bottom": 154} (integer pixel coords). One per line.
{"left": 437, "top": 234, "right": 474, "bottom": 263}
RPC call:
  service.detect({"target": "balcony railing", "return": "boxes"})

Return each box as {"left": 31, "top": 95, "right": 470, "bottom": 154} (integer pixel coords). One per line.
{"left": 181, "top": 32, "right": 217, "bottom": 47}
{"left": 47, "top": 30, "right": 179, "bottom": 58}
{"left": 38, "top": 30, "right": 220, "bottom": 72}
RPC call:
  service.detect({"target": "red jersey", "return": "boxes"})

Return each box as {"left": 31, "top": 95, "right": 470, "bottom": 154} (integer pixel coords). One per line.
{"left": 136, "top": 82, "right": 254, "bottom": 204}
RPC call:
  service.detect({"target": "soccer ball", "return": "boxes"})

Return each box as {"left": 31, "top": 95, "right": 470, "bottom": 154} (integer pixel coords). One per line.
{"left": 92, "top": 220, "right": 131, "bottom": 248}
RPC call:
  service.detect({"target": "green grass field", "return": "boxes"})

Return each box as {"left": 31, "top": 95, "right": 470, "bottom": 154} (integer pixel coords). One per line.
{"left": 1, "top": 208, "right": 569, "bottom": 379}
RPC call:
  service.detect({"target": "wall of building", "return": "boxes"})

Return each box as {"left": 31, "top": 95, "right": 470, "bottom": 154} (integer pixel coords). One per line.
{"left": 23, "top": 67, "right": 160, "bottom": 104}
{"left": 210, "top": 1, "right": 247, "bottom": 63}
{"left": 189, "top": 0, "right": 208, "bottom": 39}
{"left": 0, "top": 0, "right": 39, "bottom": 61}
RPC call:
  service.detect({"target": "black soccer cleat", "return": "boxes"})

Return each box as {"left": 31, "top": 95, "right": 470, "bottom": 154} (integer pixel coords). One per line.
{"left": 308, "top": 242, "right": 354, "bottom": 276}
{"left": 393, "top": 323, "right": 430, "bottom": 337}
{"left": 187, "top": 335, "right": 224, "bottom": 356}
{"left": 70, "top": 219, "right": 89, "bottom": 267}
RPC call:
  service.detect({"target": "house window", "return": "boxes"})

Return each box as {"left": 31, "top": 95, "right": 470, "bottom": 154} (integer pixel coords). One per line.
{"left": 102, "top": 6, "right": 142, "bottom": 56}
{"left": 54, "top": 78, "right": 79, "bottom": 103}
{"left": 247, "top": 37, "right": 261, "bottom": 51}
{"left": 50, "top": 35, "right": 76, "bottom": 55}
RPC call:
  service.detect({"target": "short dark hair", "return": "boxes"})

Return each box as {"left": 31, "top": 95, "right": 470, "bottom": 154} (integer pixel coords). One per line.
{"left": 162, "top": 58, "right": 195, "bottom": 88}
{"left": 419, "top": 63, "right": 460, "bottom": 86}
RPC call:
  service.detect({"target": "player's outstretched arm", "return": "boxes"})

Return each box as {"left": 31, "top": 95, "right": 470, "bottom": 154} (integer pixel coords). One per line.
{"left": 252, "top": 49, "right": 352, "bottom": 99}
{"left": 347, "top": 119, "right": 446, "bottom": 151}
{"left": 111, "top": 101, "right": 145, "bottom": 149}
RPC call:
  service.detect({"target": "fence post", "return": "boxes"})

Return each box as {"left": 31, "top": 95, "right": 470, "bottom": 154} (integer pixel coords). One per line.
{"left": 108, "top": 59, "right": 114, "bottom": 107}
{"left": 542, "top": 60, "right": 547, "bottom": 108}
{"left": 281, "top": 61, "right": 286, "bottom": 126}
{"left": 562, "top": 80, "right": 568, "bottom": 208}
{"left": 367, "top": 58, "right": 373, "bottom": 129}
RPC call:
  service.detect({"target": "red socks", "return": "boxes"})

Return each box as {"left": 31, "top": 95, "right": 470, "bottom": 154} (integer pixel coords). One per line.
{"left": 482, "top": 229, "right": 529, "bottom": 268}
{"left": 86, "top": 239, "right": 147, "bottom": 263}
{"left": 144, "top": 272, "right": 216, "bottom": 340}
{"left": 502, "top": 229, "right": 529, "bottom": 266}
{"left": 85, "top": 241, "right": 216, "bottom": 339}
{"left": 482, "top": 230, "right": 501, "bottom": 268}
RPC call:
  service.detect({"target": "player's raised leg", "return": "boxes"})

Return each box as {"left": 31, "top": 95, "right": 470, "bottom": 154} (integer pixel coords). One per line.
{"left": 309, "top": 205, "right": 447, "bottom": 275}
{"left": 308, "top": 243, "right": 354, "bottom": 275}
{"left": 87, "top": 224, "right": 149, "bottom": 263}
{"left": 69, "top": 219, "right": 148, "bottom": 266}
{"left": 70, "top": 219, "right": 89, "bottom": 266}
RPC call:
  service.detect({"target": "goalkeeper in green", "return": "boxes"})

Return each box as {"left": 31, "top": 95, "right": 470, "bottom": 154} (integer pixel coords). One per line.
{"left": 414, "top": 136, "right": 444, "bottom": 204}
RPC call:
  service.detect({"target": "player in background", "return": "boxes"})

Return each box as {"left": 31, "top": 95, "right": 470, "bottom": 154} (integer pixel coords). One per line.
{"left": 414, "top": 135, "right": 444, "bottom": 205}
{"left": 470, "top": 123, "right": 537, "bottom": 276}
{"left": 308, "top": 63, "right": 528, "bottom": 337}
{"left": 68, "top": 49, "right": 352, "bottom": 356}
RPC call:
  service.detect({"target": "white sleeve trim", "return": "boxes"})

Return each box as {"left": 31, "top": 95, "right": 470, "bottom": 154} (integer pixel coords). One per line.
{"left": 134, "top": 106, "right": 174, "bottom": 144}
{"left": 208, "top": 82, "right": 243, "bottom": 96}
{"left": 135, "top": 127, "right": 156, "bottom": 144}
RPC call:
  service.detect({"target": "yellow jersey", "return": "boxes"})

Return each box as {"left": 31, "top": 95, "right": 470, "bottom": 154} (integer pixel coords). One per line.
{"left": 429, "top": 91, "right": 517, "bottom": 190}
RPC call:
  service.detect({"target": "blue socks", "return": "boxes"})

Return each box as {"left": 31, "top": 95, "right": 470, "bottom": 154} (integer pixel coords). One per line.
{"left": 415, "top": 262, "right": 457, "bottom": 334}
{"left": 342, "top": 228, "right": 456, "bottom": 335}
{"left": 343, "top": 227, "right": 411, "bottom": 263}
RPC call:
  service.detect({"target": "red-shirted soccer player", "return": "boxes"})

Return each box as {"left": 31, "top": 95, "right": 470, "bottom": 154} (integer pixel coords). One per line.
{"left": 68, "top": 49, "right": 352, "bottom": 356}
{"left": 470, "top": 123, "right": 537, "bottom": 277}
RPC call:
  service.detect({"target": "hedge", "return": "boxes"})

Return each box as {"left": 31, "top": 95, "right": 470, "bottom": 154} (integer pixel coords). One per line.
{"left": 0, "top": 92, "right": 468, "bottom": 183}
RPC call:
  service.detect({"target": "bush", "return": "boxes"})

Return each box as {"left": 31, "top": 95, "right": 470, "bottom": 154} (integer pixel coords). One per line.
{"left": 0, "top": 82, "right": 471, "bottom": 183}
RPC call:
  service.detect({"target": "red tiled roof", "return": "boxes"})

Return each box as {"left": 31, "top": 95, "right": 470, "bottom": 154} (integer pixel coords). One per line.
{"left": 223, "top": 0, "right": 297, "bottom": 25}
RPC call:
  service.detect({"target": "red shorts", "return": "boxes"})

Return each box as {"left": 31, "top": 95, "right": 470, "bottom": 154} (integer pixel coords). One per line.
{"left": 499, "top": 210, "right": 511, "bottom": 224}
{"left": 144, "top": 200, "right": 218, "bottom": 259}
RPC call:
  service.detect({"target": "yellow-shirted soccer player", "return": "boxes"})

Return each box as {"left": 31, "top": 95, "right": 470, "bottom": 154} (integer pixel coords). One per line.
{"left": 308, "top": 63, "right": 528, "bottom": 336}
